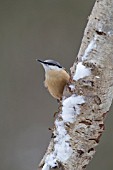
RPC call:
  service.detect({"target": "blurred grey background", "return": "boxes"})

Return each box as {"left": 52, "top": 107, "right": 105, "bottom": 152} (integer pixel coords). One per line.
{"left": 0, "top": 0, "right": 113, "bottom": 170}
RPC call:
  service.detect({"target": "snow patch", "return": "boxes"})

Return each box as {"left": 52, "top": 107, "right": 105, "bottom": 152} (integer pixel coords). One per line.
{"left": 73, "top": 36, "right": 98, "bottom": 81}
{"left": 43, "top": 120, "right": 73, "bottom": 169}
{"left": 69, "top": 84, "right": 75, "bottom": 91}
{"left": 73, "top": 62, "right": 91, "bottom": 81}
{"left": 42, "top": 94, "right": 85, "bottom": 169}
{"left": 95, "top": 76, "right": 100, "bottom": 79}
{"left": 82, "top": 35, "right": 97, "bottom": 61}
{"left": 108, "top": 30, "right": 113, "bottom": 36}
{"left": 62, "top": 95, "right": 85, "bottom": 123}
{"left": 42, "top": 163, "right": 50, "bottom": 170}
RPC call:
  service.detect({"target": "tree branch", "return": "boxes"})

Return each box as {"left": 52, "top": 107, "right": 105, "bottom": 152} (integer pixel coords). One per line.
{"left": 39, "top": 0, "right": 113, "bottom": 169}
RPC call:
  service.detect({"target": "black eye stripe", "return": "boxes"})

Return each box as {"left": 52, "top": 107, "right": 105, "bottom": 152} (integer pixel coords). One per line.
{"left": 45, "top": 62, "right": 62, "bottom": 68}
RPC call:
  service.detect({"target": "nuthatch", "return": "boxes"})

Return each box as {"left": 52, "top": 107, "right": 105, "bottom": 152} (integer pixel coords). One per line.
{"left": 37, "top": 59, "right": 70, "bottom": 100}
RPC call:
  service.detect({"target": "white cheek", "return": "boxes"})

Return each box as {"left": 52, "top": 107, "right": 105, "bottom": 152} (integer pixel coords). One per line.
{"left": 49, "top": 66, "right": 62, "bottom": 71}
{"left": 42, "top": 64, "right": 50, "bottom": 71}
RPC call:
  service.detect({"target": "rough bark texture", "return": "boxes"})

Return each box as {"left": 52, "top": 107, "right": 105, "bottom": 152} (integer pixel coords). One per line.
{"left": 39, "top": 0, "right": 113, "bottom": 169}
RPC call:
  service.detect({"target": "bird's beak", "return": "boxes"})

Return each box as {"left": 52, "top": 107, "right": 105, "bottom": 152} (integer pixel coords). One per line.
{"left": 36, "top": 59, "right": 45, "bottom": 64}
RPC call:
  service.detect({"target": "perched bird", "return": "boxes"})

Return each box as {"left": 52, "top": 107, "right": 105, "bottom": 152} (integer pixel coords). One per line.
{"left": 37, "top": 59, "right": 70, "bottom": 100}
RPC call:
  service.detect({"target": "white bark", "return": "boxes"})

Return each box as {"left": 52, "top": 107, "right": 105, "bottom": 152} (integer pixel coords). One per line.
{"left": 39, "top": 0, "right": 113, "bottom": 169}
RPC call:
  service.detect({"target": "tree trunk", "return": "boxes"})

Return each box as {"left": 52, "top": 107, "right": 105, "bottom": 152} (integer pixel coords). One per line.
{"left": 39, "top": 0, "right": 113, "bottom": 169}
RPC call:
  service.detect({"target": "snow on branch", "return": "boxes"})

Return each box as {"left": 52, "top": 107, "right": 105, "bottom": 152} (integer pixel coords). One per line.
{"left": 73, "top": 62, "right": 91, "bottom": 81}
{"left": 42, "top": 95, "right": 85, "bottom": 170}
